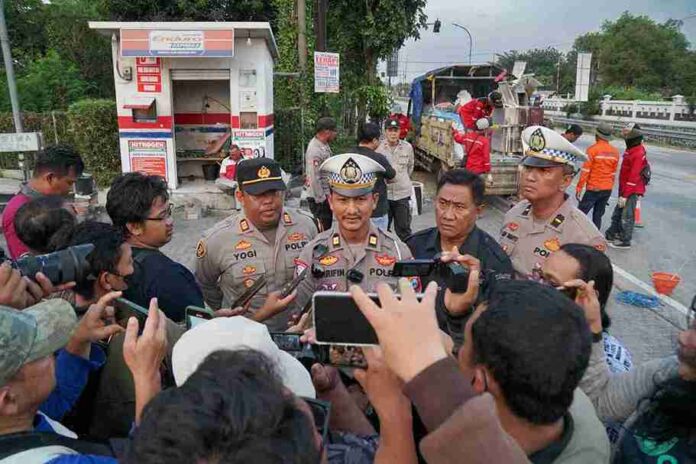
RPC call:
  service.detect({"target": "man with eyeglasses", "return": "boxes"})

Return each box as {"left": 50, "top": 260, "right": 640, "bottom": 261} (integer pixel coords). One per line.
{"left": 195, "top": 158, "right": 319, "bottom": 331}
{"left": 106, "top": 172, "right": 204, "bottom": 323}
{"left": 499, "top": 126, "right": 606, "bottom": 280}
{"left": 406, "top": 169, "right": 512, "bottom": 346}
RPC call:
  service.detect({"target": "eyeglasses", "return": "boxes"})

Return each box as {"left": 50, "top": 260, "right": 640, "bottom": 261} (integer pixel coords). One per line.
{"left": 145, "top": 203, "right": 174, "bottom": 221}
{"left": 302, "top": 397, "right": 331, "bottom": 445}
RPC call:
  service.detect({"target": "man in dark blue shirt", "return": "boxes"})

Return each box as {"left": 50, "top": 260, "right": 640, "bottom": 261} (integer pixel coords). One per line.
{"left": 106, "top": 173, "right": 204, "bottom": 322}
{"left": 406, "top": 169, "right": 513, "bottom": 346}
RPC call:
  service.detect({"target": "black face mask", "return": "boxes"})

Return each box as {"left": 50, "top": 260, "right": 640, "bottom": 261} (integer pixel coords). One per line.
{"left": 626, "top": 136, "right": 643, "bottom": 149}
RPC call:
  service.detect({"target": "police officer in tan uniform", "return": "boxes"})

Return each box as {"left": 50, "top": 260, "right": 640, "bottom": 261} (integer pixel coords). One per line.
{"left": 500, "top": 125, "right": 607, "bottom": 279}
{"left": 377, "top": 118, "right": 415, "bottom": 240}
{"left": 305, "top": 117, "right": 338, "bottom": 231}
{"left": 196, "top": 158, "right": 318, "bottom": 331}
{"left": 294, "top": 153, "right": 417, "bottom": 310}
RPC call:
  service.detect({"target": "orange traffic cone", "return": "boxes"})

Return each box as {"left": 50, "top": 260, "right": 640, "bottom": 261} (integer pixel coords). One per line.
{"left": 634, "top": 198, "right": 644, "bottom": 228}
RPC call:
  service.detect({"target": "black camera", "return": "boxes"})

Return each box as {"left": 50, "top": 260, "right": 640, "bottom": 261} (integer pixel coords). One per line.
{"left": 11, "top": 244, "right": 95, "bottom": 286}
{"left": 392, "top": 253, "right": 470, "bottom": 293}
{"left": 270, "top": 332, "right": 328, "bottom": 371}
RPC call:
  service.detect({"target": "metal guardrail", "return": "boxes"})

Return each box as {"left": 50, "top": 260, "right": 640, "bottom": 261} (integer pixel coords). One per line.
{"left": 549, "top": 116, "right": 696, "bottom": 147}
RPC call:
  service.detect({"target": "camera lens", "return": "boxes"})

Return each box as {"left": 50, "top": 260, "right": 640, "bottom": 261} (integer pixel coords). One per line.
{"left": 13, "top": 244, "right": 95, "bottom": 286}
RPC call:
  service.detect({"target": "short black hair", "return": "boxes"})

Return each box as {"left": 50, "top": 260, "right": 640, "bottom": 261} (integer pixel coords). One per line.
{"left": 560, "top": 243, "right": 614, "bottom": 329}
{"left": 125, "top": 349, "right": 320, "bottom": 464}
{"left": 106, "top": 173, "right": 169, "bottom": 237}
{"left": 53, "top": 221, "right": 125, "bottom": 300}
{"left": 33, "top": 144, "right": 84, "bottom": 177}
{"left": 472, "top": 280, "right": 591, "bottom": 424}
{"left": 357, "top": 122, "right": 381, "bottom": 144}
{"left": 564, "top": 124, "right": 583, "bottom": 136}
{"left": 436, "top": 169, "right": 485, "bottom": 206}
{"left": 14, "top": 196, "right": 76, "bottom": 254}
{"left": 315, "top": 117, "right": 337, "bottom": 133}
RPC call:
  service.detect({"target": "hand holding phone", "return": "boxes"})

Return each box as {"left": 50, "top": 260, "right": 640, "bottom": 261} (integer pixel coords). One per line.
{"left": 114, "top": 297, "right": 149, "bottom": 330}
{"left": 231, "top": 275, "right": 267, "bottom": 309}
{"left": 185, "top": 305, "right": 214, "bottom": 330}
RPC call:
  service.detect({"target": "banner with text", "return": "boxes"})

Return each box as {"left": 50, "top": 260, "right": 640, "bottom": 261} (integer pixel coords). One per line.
{"left": 314, "top": 52, "right": 340, "bottom": 93}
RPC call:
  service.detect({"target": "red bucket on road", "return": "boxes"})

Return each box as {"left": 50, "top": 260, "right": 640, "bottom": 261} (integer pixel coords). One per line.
{"left": 651, "top": 272, "right": 681, "bottom": 296}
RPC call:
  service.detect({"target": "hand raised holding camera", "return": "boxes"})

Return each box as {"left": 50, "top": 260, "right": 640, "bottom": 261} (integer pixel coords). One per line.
{"left": 123, "top": 297, "right": 168, "bottom": 424}
{"left": 66, "top": 290, "right": 124, "bottom": 358}
{"left": 351, "top": 279, "right": 445, "bottom": 383}
{"left": 440, "top": 247, "right": 481, "bottom": 315}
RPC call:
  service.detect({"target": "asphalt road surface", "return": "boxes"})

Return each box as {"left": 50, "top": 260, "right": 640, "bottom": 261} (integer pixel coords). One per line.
{"left": 571, "top": 134, "right": 696, "bottom": 308}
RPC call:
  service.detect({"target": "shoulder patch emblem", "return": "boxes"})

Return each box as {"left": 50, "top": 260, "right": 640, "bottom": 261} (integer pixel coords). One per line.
{"left": 375, "top": 253, "right": 396, "bottom": 266}
{"left": 294, "top": 258, "right": 309, "bottom": 276}
{"left": 240, "top": 219, "right": 250, "bottom": 232}
{"left": 196, "top": 240, "right": 206, "bottom": 259}
{"left": 235, "top": 240, "right": 252, "bottom": 250}
{"left": 319, "top": 255, "right": 339, "bottom": 266}
{"left": 242, "top": 265, "right": 256, "bottom": 275}
{"left": 288, "top": 232, "right": 306, "bottom": 242}
{"left": 544, "top": 237, "right": 561, "bottom": 252}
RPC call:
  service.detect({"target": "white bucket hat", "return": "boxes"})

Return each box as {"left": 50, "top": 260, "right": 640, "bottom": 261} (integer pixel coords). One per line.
{"left": 172, "top": 317, "right": 316, "bottom": 398}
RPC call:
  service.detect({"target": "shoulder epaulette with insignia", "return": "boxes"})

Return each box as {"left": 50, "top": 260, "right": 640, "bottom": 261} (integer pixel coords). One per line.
{"left": 521, "top": 204, "right": 532, "bottom": 217}
{"left": 283, "top": 212, "right": 292, "bottom": 225}
{"left": 550, "top": 214, "right": 565, "bottom": 228}
{"left": 332, "top": 234, "right": 341, "bottom": 247}
{"left": 368, "top": 234, "right": 378, "bottom": 247}
{"left": 239, "top": 218, "right": 250, "bottom": 232}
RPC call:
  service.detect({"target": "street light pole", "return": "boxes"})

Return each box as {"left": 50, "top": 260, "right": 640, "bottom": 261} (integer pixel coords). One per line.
{"left": 452, "top": 23, "right": 473, "bottom": 65}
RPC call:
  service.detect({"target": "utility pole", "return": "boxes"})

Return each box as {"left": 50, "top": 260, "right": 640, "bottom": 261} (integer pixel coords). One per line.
{"left": 297, "top": 0, "right": 307, "bottom": 71}
{"left": 0, "top": 0, "right": 22, "bottom": 133}
{"left": 315, "top": 0, "right": 327, "bottom": 52}
{"left": 451, "top": 23, "right": 473, "bottom": 65}
{"left": 0, "top": 0, "right": 28, "bottom": 181}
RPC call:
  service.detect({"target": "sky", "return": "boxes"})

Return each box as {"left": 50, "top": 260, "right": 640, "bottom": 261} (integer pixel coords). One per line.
{"left": 380, "top": 0, "right": 696, "bottom": 83}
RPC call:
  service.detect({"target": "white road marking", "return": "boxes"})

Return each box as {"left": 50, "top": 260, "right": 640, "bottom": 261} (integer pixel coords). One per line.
{"left": 612, "top": 264, "right": 690, "bottom": 317}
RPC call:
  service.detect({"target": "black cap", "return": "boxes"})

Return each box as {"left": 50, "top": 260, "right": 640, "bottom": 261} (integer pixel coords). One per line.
{"left": 316, "top": 117, "right": 337, "bottom": 133}
{"left": 236, "top": 158, "right": 286, "bottom": 195}
{"left": 385, "top": 118, "right": 400, "bottom": 130}
{"left": 565, "top": 124, "right": 583, "bottom": 136}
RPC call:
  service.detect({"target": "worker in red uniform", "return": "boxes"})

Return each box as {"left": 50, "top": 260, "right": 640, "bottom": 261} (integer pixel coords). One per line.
{"left": 457, "top": 91, "right": 503, "bottom": 130}
{"left": 605, "top": 126, "right": 649, "bottom": 250}
{"left": 451, "top": 118, "right": 493, "bottom": 184}
{"left": 388, "top": 104, "right": 412, "bottom": 139}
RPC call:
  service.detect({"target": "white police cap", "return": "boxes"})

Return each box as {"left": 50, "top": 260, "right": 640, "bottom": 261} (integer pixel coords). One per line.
{"left": 320, "top": 153, "right": 385, "bottom": 197}
{"left": 521, "top": 125, "right": 588, "bottom": 171}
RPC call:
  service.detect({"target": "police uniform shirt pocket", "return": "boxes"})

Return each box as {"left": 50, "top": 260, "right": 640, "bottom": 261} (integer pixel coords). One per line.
{"left": 229, "top": 261, "right": 266, "bottom": 292}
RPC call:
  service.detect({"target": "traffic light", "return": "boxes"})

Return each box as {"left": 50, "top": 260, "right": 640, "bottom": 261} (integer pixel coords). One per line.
{"left": 433, "top": 19, "right": 441, "bottom": 33}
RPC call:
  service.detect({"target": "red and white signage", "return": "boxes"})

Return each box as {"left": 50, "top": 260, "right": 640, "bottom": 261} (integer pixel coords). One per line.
{"left": 128, "top": 140, "right": 168, "bottom": 180}
{"left": 136, "top": 57, "right": 162, "bottom": 93}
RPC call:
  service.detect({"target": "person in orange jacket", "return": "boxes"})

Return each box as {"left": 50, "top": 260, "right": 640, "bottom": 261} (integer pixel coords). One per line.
{"left": 575, "top": 123, "right": 620, "bottom": 230}
{"left": 457, "top": 91, "right": 503, "bottom": 130}
{"left": 452, "top": 119, "right": 492, "bottom": 181}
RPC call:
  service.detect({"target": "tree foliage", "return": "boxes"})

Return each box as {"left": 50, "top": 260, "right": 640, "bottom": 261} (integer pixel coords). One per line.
{"left": 496, "top": 47, "right": 564, "bottom": 88}
{"left": 102, "top": 0, "right": 276, "bottom": 23}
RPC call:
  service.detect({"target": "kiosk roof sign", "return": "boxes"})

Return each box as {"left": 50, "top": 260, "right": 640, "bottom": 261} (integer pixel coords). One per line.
{"left": 121, "top": 29, "right": 234, "bottom": 58}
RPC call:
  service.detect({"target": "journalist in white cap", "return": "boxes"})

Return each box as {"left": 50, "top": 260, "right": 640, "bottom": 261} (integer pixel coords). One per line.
{"left": 172, "top": 317, "right": 316, "bottom": 398}
{"left": 499, "top": 125, "right": 607, "bottom": 279}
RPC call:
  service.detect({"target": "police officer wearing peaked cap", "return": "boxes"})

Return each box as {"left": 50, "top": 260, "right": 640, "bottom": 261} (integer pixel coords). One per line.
{"left": 195, "top": 157, "right": 319, "bottom": 331}
{"left": 500, "top": 125, "right": 607, "bottom": 279}
{"left": 293, "top": 153, "right": 417, "bottom": 311}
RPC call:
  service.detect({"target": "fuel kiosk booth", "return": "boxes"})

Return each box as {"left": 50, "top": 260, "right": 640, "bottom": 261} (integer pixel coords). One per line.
{"left": 89, "top": 22, "right": 278, "bottom": 200}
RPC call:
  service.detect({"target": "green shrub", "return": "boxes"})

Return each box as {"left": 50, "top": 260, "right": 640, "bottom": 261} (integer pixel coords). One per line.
{"left": 67, "top": 99, "right": 120, "bottom": 186}
{"left": 0, "top": 111, "right": 72, "bottom": 170}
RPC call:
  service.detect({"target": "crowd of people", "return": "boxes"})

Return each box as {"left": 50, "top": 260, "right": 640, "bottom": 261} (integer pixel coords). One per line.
{"left": 0, "top": 113, "right": 691, "bottom": 464}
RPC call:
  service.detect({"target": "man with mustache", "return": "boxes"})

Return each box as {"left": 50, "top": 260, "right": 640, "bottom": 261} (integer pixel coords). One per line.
{"left": 195, "top": 158, "right": 318, "bottom": 331}
{"left": 294, "top": 153, "right": 416, "bottom": 310}
{"left": 499, "top": 126, "right": 606, "bottom": 279}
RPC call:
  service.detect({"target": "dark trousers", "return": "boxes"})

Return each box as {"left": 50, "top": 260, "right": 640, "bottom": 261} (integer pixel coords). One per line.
{"left": 578, "top": 189, "right": 612, "bottom": 230}
{"left": 308, "top": 198, "right": 332, "bottom": 232}
{"left": 388, "top": 198, "right": 412, "bottom": 240}
{"left": 606, "top": 194, "right": 639, "bottom": 243}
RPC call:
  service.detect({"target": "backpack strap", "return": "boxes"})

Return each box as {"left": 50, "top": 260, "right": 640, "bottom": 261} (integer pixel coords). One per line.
{"left": 0, "top": 432, "right": 114, "bottom": 460}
